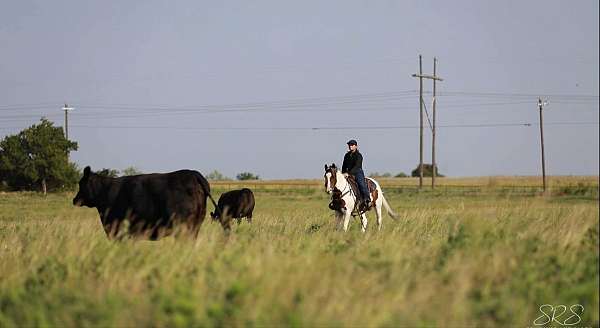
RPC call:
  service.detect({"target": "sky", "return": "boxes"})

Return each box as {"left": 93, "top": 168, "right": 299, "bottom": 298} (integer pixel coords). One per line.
{"left": 1, "top": 0, "right": 598, "bottom": 179}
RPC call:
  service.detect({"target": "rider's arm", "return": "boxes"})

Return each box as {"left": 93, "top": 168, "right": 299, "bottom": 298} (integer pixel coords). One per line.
{"left": 341, "top": 152, "right": 351, "bottom": 174}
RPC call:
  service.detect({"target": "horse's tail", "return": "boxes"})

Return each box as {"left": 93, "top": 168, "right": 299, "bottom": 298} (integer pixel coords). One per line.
{"left": 381, "top": 194, "right": 398, "bottom": 220}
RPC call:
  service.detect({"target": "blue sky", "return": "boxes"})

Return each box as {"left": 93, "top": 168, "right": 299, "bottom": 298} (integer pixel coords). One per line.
{"left": 1, "top": 0, "right": 598, "bottom": 178}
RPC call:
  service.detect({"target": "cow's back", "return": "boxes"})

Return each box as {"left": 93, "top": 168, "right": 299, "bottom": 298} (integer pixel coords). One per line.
{"left": 113, "top": 170, "right": 209, "bottom": 236}
{"left": 217, "top": 188, "right": 255, "bottom": 219}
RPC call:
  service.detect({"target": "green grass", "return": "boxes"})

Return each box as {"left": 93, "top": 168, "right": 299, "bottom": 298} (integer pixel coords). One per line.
{"left": 0, "top": 180, "right": 598, "bottom": 327}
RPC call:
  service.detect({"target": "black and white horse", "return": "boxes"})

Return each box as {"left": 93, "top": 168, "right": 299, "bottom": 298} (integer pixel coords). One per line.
{"left": 324, "top": 163, "right": 397, "bottom": 232}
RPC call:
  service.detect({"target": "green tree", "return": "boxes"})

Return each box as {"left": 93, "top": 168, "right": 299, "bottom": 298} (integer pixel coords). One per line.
{"left": 0, "top": 118, "right": 78, "bottom": 194}
{"left": 121, "top": 166, "right": 142, "bottom": 176}
{"left": 411, "top": 164, "right": 445, "bottom": 178}
{"left": 98, "top": 168, "right": 120, "bottom": 178}
{"left": 369, "top": 172, "right": 393, "bottom": 178}
{"left": 206, "top": 170, "right": 230, "bottom": 181}
{"left": 236, "top": 172, "right": 259, "bottom": 181}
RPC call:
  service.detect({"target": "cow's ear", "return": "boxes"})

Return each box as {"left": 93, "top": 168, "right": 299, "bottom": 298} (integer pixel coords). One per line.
{"left": 83, "top": 166, "right": 91, "bottom": 177}
{"left": 324, "top": 164, "right": 328, "bottom": 170}
{"left": 331, "top": 163, "right": 337, "bottom": 169}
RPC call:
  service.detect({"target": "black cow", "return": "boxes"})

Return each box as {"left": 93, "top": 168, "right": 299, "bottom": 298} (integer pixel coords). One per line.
{"left": 210, "top": 188, "right": 255, "bottom": 225}
{"left": 73, "top": 166, "right": 223, "bottom": 239}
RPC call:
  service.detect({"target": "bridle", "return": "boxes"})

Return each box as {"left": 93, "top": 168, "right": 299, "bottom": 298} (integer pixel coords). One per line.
{"left": 324, "top": 166, "right": 337, "bottom": 193}
{"left": 324, "top": 166, "right": 353, "bottom": 198}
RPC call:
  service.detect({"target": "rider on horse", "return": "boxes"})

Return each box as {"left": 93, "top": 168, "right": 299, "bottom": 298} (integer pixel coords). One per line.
{"left": 342, "top": 139, "right": 372, "bottom": 211}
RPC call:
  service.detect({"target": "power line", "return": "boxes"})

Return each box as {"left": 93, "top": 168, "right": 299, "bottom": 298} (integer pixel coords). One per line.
{"left": 1, "top": 90, "right": 597, "bottom": 113}
{"left": 0, "top": 100, "right": 543, "bottom": 120}
{"left": 1, "top": 121, "right": 597, "bottom": 132}
{"left": 434, "top": 91, "right": 599, "bottom": 100}
{"left": 52, "top": 122, "right": 600, "bottom": 130}
{"left": 0, "top": 99, "right": 596, "bottom": 122}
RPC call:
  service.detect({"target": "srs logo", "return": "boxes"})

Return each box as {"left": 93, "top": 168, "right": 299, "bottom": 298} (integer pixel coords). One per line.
{"left": 533, "top": 304, "right": 585, "bottom": 326}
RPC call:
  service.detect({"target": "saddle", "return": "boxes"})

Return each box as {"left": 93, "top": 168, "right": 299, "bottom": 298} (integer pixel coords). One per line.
{"left": 346, "top": 175, "right": 378, "bottom": 206}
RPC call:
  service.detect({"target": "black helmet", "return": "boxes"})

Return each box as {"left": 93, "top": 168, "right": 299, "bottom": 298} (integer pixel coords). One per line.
{"left": 346, "top": 139, "right": 357, "bottom": 146}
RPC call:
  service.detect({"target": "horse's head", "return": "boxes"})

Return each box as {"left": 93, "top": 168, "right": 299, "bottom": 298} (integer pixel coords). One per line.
{"left": 324, "top": 163, "right": 338, "bottom": 194}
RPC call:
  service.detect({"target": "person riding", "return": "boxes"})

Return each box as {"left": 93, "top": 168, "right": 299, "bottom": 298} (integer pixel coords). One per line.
{"left": 342, "top": 139, "right": 372, "bottom": 211}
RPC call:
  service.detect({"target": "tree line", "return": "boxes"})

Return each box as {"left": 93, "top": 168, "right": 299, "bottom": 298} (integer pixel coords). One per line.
{"left": 0, "top": 119, "right": 442, "bottom": 193}
{"left": 0, "top": 119, "right": 262, "bottom": 193}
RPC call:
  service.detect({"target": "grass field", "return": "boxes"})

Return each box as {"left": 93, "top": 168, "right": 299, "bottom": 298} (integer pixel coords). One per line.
{"left": 0, "top": 177, "right": 598, "bottom": 327}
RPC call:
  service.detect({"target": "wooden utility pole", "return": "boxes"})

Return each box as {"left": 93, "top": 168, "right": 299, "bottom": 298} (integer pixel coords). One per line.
{"left": 412, "top": 56, "right": 443, "bottom": 189}
{"left": 418, "top": 55, "right": 424, "bottom": 188}
{"left": 62, "top": 104, "right": 74, "bottom": 161}
{"left": 538, "top": 98, "right": 547, "bottom": 193}
{"left": 432, "top": 57, "right": 437, "bottom": 189}
{"left": 62, "top": 103, "right": 74, "bottom": 140}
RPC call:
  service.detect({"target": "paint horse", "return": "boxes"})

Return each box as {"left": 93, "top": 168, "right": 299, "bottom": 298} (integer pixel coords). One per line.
{"left": 324, "top": 163, "right": 397, "bottom": 232}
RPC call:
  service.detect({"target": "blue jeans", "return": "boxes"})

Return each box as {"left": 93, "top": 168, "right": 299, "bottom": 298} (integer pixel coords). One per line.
{"left": 353, "top": 170, "right": 371, "bottom": 203}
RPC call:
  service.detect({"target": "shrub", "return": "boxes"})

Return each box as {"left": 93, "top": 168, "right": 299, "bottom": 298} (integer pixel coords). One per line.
{"left": 411, "top": 164, "right": 445, "bottom": 177}
{"left": 206, "top": 170, "right": 231, "bottom": 181}
{"left": 121, "top": 166, "right": 142, "bottom": 176}
{"left": 236, "top": 172, "right": 259, "bottom": 181}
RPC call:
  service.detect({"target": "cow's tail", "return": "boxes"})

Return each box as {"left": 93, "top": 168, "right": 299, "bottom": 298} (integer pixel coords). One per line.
{"left": 381, "top": 194, "right": 398, "bottom": 220}
{"left": 193, "top": 171, "right": 221, "bottom": 217}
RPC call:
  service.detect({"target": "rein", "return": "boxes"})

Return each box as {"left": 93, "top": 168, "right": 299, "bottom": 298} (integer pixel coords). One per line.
{"left": 338, "top": 181, "right": 352, "bottom": 198}
{"left": 327, "top": 170, "right": 360, "bottom": 214}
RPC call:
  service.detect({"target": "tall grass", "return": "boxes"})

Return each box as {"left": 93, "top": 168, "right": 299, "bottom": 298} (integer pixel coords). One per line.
{"left": 0, "top": 178, "right": 598, "bottom": 327}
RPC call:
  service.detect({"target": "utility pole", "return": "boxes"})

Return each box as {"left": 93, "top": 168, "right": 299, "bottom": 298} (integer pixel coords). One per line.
{"left": 432, "top": 57, "right": 437, "bottom": 189}
{"left": 418, "top": 55, "right": 424, "bottom": 188}
{"left": 62, "top": 103, "right": 74, "bottom": 161}
{"left": 538, "top": 98, "right": 548, "bottom": 193}
{"left": 62, "top": 103, "right": 74, "bottom": 140}
{"left": 412, "top": 56, "right": 443, "bottom": 189}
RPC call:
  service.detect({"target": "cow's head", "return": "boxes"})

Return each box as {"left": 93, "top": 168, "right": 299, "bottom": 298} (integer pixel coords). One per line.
{"left": 73, "top": 166, "right": 102, "bottom": 207}
{"left": 210, "top": 210, "right": 221, "bottom": 221}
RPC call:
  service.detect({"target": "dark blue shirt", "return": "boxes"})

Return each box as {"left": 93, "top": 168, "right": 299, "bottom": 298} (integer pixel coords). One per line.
{"left": 342, "top": 150, "right": 363, "bottom": 175}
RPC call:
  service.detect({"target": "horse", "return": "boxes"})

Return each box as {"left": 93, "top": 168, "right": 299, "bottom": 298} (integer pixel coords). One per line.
{"left": 324, "top": 163, "right": 398, "bottom": 232}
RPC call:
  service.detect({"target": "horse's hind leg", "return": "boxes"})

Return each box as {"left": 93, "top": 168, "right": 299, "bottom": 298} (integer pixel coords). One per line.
{"left": 375, "top": 199, "right": 383, "bottom": 231}
{"left": 360, "top": 213, "right": 368, "bottom": 233}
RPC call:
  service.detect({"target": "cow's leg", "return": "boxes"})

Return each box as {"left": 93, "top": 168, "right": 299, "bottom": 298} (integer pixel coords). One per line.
{"left": 103, "top": 221, "right": 121, "bottom": 240}
{"left": 219, "top": 216, "right": 232, "bottom": 234}
{"left": 188, "top": 222, "right": 201, "bottom": 239}
{"left": 149, "top": 223, "right": 170, "bottom": 240}
{"left": 185, "top": 194, "right": 206, "bottom": 239}
{"left": 360, "top": 213, "right": 368, "bottom": 233}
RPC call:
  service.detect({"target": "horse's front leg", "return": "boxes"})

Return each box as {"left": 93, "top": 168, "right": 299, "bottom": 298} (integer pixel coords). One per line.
{"left": 334, "top": 211, "right": 344, "bottom": 230}
{"left": 342, "top": 210, "right": 352, "bottom": 232}
{"left": 360, "top": 213, "right": 368, "bottom": 233}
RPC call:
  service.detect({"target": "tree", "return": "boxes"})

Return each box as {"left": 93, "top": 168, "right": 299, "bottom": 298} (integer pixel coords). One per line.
{"left": 98, "top": 168, "right": 120, "bottom": 178}
{"left": 236, "top": 172, "right": 259, "bottom": 180}
{"left": 369, "top": 172, "right": 392, "bottom": 178}
{"left": 410, "top": 164, "right": 445, "bottom": 178}
{"left": 0, "top": 118, "right": 79, "bottom": 194}
{"left": 206, "top": 170, "right": 230, "bottom": 181}
{"left": 395, "top": 172, "right": 409, "bottom": 178}
{"left": 121, "top": 166, "right": 142, "bottom": 176}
